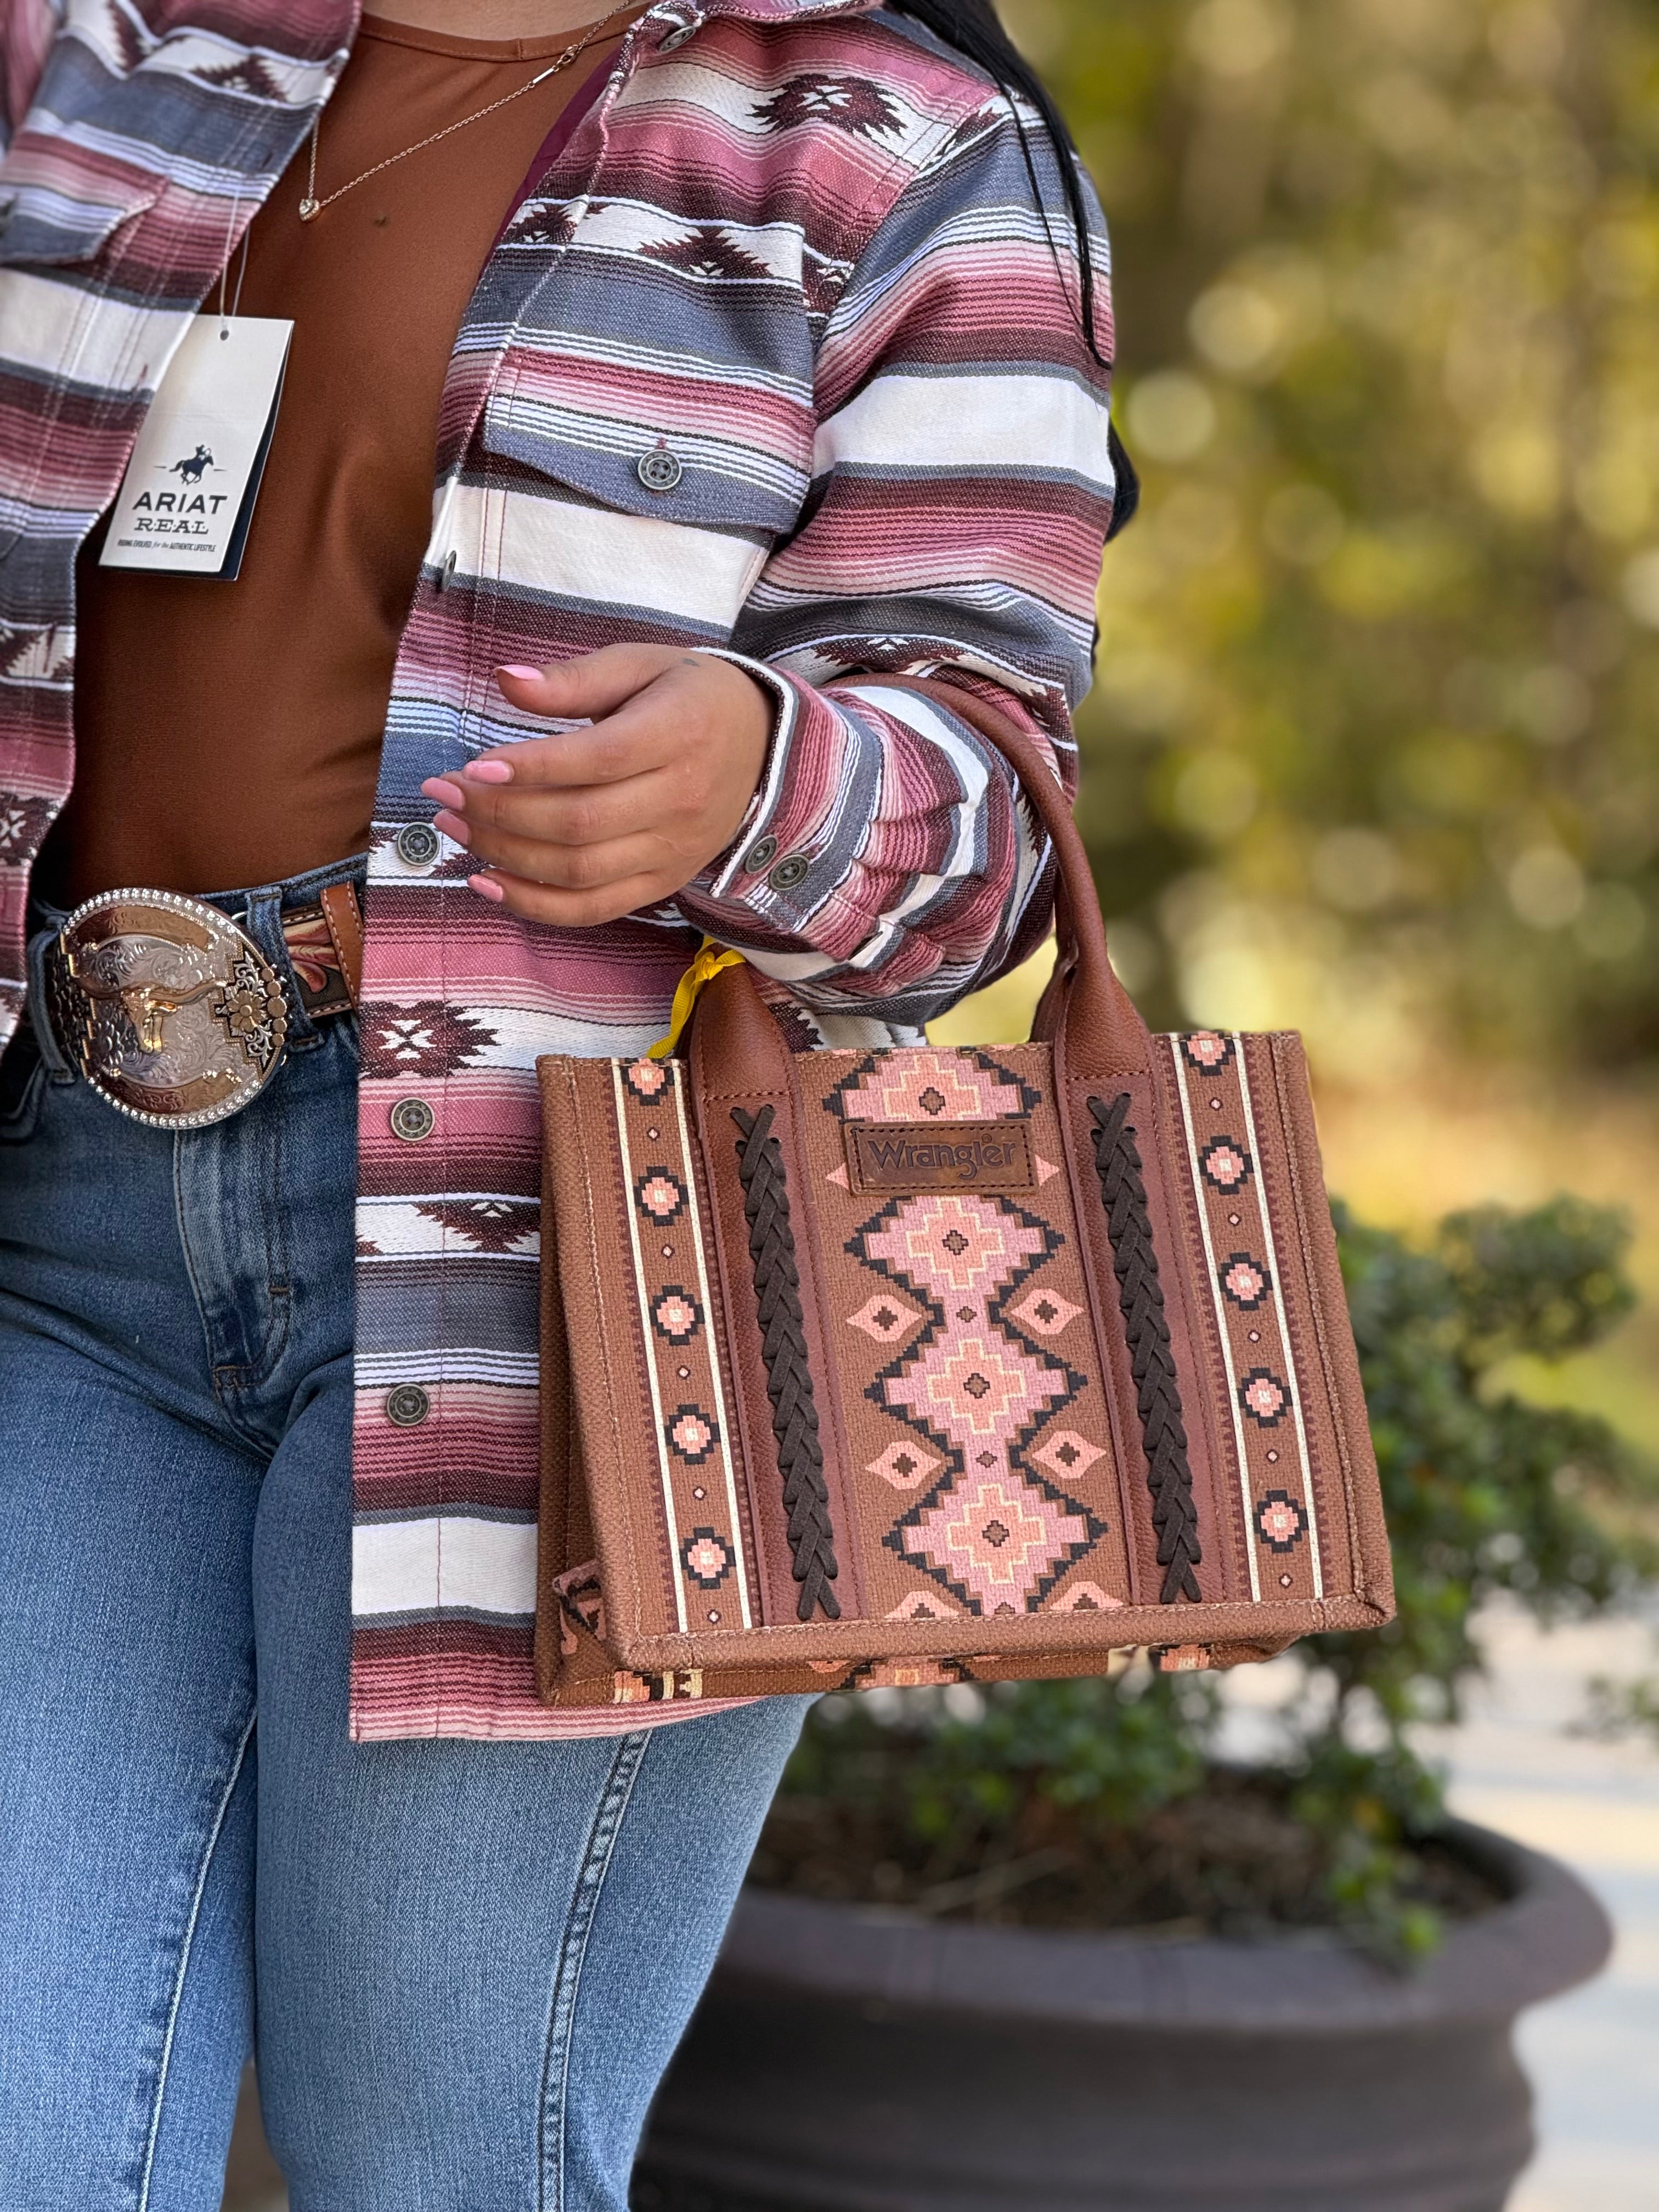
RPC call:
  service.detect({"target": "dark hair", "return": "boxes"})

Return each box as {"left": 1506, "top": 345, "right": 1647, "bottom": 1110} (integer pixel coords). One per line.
{"left": 888, "top": 1, "right": 1138, "bottom": 534}
{"left": 888, "top": 0, "right": 1101, "bottom": 364}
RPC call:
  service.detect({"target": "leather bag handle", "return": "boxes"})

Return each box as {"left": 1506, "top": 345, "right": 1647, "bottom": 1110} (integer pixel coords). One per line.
{"left": 693, "top": 679, "right": 1152, "bottom": 1085}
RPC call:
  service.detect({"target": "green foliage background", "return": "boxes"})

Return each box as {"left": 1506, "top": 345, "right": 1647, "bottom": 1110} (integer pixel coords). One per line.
{"left": 1013, "top": 0, "right": 1659, "bottom": 1075}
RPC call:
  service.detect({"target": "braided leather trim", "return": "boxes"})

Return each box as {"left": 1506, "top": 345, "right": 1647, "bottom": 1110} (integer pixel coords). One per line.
{"left": 1088, "top": 1094, "right": 1204, "bottom": 1604}
{"left": 731, "top": 1106, "right": 842, "bottom": 1622}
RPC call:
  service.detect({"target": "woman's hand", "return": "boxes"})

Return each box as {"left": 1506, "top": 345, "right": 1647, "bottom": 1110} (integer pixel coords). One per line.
{"left": 419, "top": 644, "right": 774, "bottom": 925}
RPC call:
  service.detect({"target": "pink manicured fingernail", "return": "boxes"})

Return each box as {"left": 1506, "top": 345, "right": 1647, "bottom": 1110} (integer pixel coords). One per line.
{"left": 421, "top": 777, "right": 466, "bottom": 808}
{"left": 463, "top": 758, "right": 514, "bottom": 784}
{"left": 432, "top": 810, "right": 469, "bottom": 845}
{"left": 498, "top": 664, "right": 544, "bottom": 683}
{"left": 469, "top": 873, "right": 506, "bottom": 903}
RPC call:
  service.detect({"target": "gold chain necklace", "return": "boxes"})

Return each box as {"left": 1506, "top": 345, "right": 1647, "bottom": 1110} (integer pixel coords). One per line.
{"left": 298, "top": 7, "right": 634, "bottom": 224}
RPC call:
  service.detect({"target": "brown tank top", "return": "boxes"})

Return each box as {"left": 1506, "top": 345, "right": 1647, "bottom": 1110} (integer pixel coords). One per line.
{"left": 52, "top": 14, "right": 626, "bottom": 905}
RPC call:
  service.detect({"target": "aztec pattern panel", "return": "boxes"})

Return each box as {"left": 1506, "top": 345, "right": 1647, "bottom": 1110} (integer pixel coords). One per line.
{"left": 590, "top": 1053, "right": 758, "bottom": 1644}
{"left": 817, "top": 1047, "right": 1130, "bottom": 1630}
{"left": 1158, "top": 1030, "right": 1350, "bottom": 1612}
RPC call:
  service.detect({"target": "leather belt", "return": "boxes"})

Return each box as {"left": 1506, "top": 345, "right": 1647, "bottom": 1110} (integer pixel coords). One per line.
{"left": 47, "top": 881, "right": 363, "bottom": 1130}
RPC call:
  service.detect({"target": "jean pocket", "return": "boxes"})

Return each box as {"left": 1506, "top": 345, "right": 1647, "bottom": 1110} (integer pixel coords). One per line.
{"left": 0, "top": 1030, "right": 46, "bottom": 1144}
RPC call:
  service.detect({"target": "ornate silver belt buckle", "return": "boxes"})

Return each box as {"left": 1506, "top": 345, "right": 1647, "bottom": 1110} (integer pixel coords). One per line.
{"left": 52, "top": 889, "right": 289, "bottom": 1128}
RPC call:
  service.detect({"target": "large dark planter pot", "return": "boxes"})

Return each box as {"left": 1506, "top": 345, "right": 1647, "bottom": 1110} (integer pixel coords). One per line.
{"left": 634, "top": 1821, "right": 1611, "bottom": 2212}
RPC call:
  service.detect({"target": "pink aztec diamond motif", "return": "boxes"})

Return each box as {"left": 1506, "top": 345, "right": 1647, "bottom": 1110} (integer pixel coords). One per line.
{"left": 1255, "top": 1489, "right": 1308, "bottom": 1554}
{"left": 866, "top": 1441, "right": 943, "bottom": 1491}
{"left": 886, "top": 1329, "right": 1069, "bottom": 1442}
{"left": 635, "top": 1167, "right": 687, "bottom": 1223}
{"left": 833, "top": 1047, "right": 1034, "bottom": 1124}
{"left": 680, "top": 1528, "right": 733, "bottom": 1589}
{"left": 1238, "top": 1368, "right": 1291, "bottom": 1427}
{"left": 1221, "top": 1254, "right": 1271, "bottom": 1310}
{"left": 894, "top": 1471, "right": 1102, "bottom": 1614}
{"left": 1033, "top": 1430, "right": 1107, "bottom": 1481}
{"left": 652, "top": 1287, "right": 703, "bottom": 1344}
{"left": 1183, "top": 1031, "right": 1235, "bottom": 1073}
{"left": 1200, "top": 1138, "right": 1252, "bottom": 1193}
{"left": 1009, "top": 1287, "right": 1084, "bottom": 1339}
{"left": 858, "top": 1192, "right": 1051, "bottom": 1302}
{"left": 625, "top": 1058, "right": 672, "bottom": 1100}
{"left": 848, "top": 1292, "right": 925, "bottom": 1344}
{"left": 665, "top": 1404, "right": 720, "bottom": 1463}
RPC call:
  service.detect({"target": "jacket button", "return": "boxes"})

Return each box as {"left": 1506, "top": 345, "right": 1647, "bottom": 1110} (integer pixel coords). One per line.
{"left": 436, "top": 549, "right": 458, "bottom": 590}
{"left": 385, "top": 1384, "right": 431, "bottom": 1429}
{"left": 637, "top": 448, "right": 684, "bottom": 494}
{"left": 390, "top": 1097, "right": 435, "bottom": 1142}
{"left": 743, "top": 834, "right": 778, "bottom": 874}
{"left": 659, "top": 19, "right": 701, "bottom": 52}
{"left": 396, "top": 822, "right": 440, "bottom": 867}
{"left": 768, "top": 853, "right": 810, "bottom": 891}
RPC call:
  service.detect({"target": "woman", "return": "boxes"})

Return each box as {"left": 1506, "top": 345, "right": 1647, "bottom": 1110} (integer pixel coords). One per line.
{"left": 0, "top": 0, "right": 1128, "bottom": 2202}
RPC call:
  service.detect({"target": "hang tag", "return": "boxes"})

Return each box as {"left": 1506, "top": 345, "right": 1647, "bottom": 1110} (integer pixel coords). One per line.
{"left": 100, "top": 315, "right": 293, "bottom": 581}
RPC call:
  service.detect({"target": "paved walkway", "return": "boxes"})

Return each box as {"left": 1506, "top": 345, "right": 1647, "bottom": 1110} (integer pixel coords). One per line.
{"left": 1425, "top": 1607, "right": 1659, "bottom": 2212}
{"left": 1220, "top": 1602, "right": 1659, "bottom": 2210}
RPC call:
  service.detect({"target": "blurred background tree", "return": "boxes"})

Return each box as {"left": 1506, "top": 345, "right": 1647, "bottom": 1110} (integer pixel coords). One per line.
{"left": 998, "top": 0, "right": 1657, "bottom": 1076}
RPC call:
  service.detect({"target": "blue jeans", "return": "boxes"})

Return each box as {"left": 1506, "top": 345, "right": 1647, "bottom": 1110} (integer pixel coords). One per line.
{"left": 0, "top": 860, "right": 806, "bottom": 2212}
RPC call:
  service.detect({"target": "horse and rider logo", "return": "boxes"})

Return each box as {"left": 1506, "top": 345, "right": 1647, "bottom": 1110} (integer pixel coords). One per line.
{"left": 167, "top": 444, "right": 216, "bottom": 483}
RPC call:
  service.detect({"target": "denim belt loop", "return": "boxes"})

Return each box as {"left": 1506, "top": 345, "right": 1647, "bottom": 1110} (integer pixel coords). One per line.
{"left": 25, "top": 923, "right": 74, "bottom": 1079}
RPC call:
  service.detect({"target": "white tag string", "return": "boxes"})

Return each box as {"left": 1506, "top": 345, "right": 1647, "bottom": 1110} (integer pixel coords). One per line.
{"left": 217, "top": 198, "right": 251, "bottom": 338}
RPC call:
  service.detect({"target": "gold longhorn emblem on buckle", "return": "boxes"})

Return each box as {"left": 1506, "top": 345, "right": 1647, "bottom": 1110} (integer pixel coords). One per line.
{"left": 63, "top": 958, "right": 223, "bottom": 1056}
{"left": 53, "top": 890, "right": 289, "bottom": 1129}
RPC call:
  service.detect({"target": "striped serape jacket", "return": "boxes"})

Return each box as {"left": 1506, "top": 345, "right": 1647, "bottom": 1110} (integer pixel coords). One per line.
{"left": 0, "top": 0, "right": 1127, "bottom": 1738}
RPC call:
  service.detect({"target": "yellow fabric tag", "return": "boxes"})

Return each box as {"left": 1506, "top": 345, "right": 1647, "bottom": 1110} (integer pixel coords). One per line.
{"left": 649, "top": 939, "right": 747, "bottom": 1061}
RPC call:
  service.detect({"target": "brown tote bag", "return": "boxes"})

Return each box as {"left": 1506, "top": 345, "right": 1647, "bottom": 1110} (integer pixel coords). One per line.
{"left": 534, "top": 695, "right": 1393, "bottom": 1711}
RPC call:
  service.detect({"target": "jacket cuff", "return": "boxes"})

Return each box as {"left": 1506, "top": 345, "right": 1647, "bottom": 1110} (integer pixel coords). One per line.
{"left": 690, "top": 651, "right": 870, "bottom": 932}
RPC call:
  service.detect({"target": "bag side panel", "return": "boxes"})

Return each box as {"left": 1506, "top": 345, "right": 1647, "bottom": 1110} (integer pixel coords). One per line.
{"left": 1264, "top": 1032, "right": 1393, "bottom": 1616}
{"left": 541, "top": 1055, "right": 734, "bottom": 1655}
{"left": 1148, "top": 1031, "right": 1329, "bottom": 1612}
{"left": 1154, "top": 1031, "right": 1345, "bottom": 1615}
{"left": 1233, "top": 1031, "right": 1356, "bottom": 1602}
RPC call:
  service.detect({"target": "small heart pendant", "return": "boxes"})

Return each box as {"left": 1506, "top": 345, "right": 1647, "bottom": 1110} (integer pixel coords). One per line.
{"left": 298, "top": 198, "right": 319, "bottom": 222}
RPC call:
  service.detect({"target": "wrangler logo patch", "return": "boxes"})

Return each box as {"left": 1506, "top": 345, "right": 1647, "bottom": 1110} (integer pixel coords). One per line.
{"left": 845, "top": 1120, "right": 1036, "bottom": 1193}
